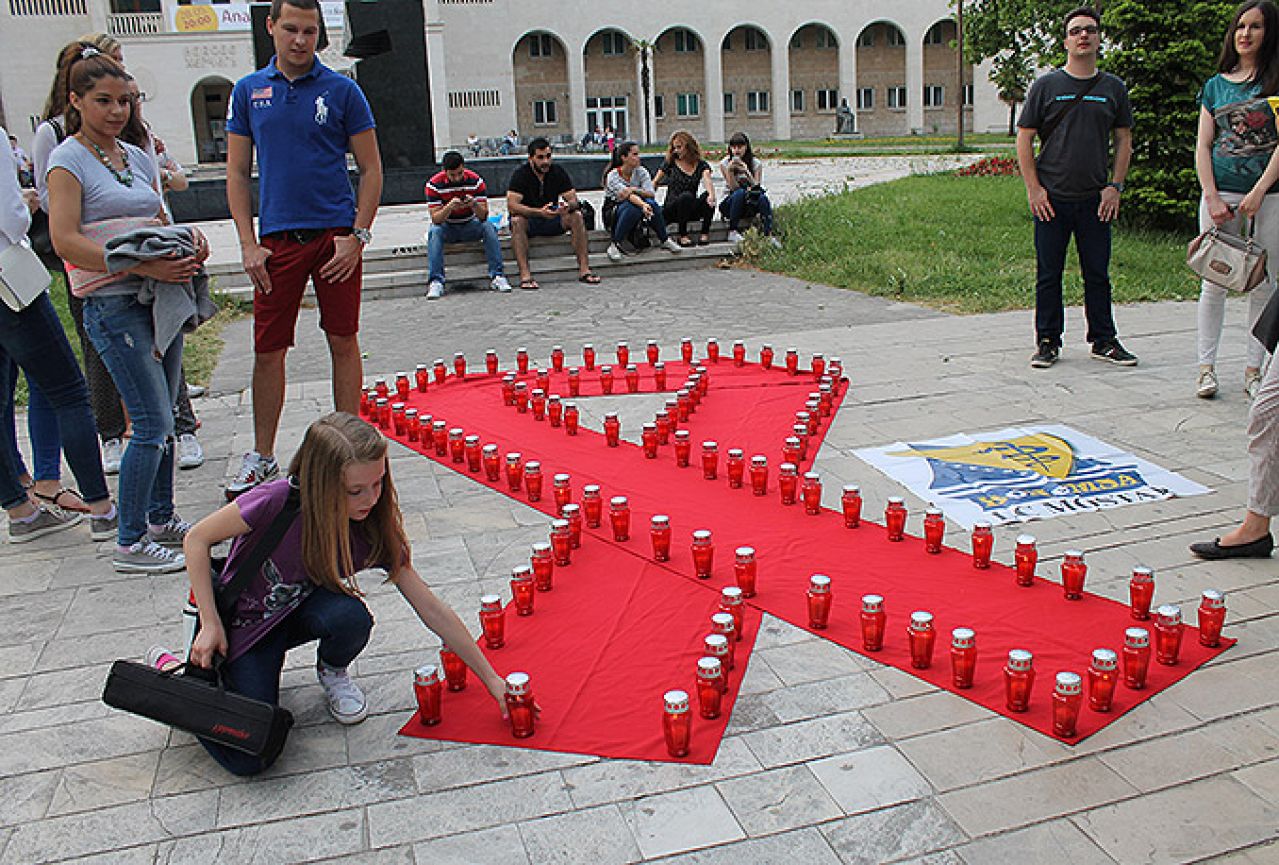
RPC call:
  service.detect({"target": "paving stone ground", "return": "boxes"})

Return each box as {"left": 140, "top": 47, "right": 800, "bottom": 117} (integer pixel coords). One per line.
{"left": 4, "top": 158, "right": 1278, "bottom": 863}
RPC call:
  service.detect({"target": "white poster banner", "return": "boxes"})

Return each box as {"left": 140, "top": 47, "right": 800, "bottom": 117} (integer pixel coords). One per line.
{"left": 854, "top": 424, "right": 1211, "bottom": 529}
{"left": 171, "top": 2, "right": 344, "bottom": 33}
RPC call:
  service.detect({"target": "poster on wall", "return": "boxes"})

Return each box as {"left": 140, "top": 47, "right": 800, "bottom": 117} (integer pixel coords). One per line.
{"left": 854, "top": 424, "right": 1211, "bottom": 528}
{"left": 170, "top": 2, "right": 344, "bottom": 33}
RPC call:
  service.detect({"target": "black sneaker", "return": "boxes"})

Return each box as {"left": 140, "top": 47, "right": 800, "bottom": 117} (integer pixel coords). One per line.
{"left": 1030, "top": 339, "right": 1060, "bottom": 368}
{"left": 1091, "top": 340, "right": 1138, "bottom": 367}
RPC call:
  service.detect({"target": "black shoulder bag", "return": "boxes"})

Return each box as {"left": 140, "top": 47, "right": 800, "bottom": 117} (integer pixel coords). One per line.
{"left": 102, "top": 485, "right": 301, "bottom": 761}
{"left": 1038, "top": 73, "right": 1103, "bottom": 144}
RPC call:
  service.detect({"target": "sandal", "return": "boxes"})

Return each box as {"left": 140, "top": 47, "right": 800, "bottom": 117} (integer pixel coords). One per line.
{"left": 518, "top": 278, "right": 540, "bottom": 291}
{"left": 578, "top": 272, "right": 602, "bottom": 285}
{"left": 678, "top": 236, "right": 692, "bottom": 247}
{"left": 32, "top": 486, "right": 89, "bottom": 513}
{"left": 697, "top": 234, "right": 710, "bottom": 246}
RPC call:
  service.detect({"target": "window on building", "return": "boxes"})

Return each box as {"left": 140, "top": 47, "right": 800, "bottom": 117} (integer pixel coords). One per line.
{"left": 602, "top": 31, "right": 626, "bottom": 56}
{"left": 856, "top": 87, "right": 874, "bottom": 110}
{"left": 533, "top": 99, "right": 557, "bottom": 125}
{"left": 816, "top": 89, "right": 838, "bottom": 111}
{"left": 886, "top": 27, "right": 905, "bottom": 47}
{"left": 791, "top": 89, "right": 805, "bottom": 112}
{"left": 924, "top": 23, "right": 947, "bottom": 46}
{"left": 815, "top": 28, "right": 835, "bottom": 48}
{"left": 888, "top": 86, "right": 907, "bottom": 109}
{"left": 723, "top": 92, "right": 735, "bottom": 114}
{"left": 673, "top": 28, "right": 698, "bottom": 53}
{"left": 924, "top": 85, "right": 944, "bottom": 107}
{"left": 963, "top": 83, "right": 974, "bottom": 106}
{"left": 654, "top": 94, "right": 665, "bottom": 118}
{"left": 529, "top": 33, "right": 554, "bottom": 58}
{"left": 744, "top": 28, "right": 766, "bottom": 51}
{"left": 677, "top": 92, "right": 701, "bottom": 117}
{"left": 747, "top": 90, "right": 770, "bottom": 114}
{"left": 858, "top": 29, "right": 874, "bottom": 48}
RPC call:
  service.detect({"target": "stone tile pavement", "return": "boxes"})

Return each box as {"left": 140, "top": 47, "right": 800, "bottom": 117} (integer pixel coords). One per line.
{"left": 3, "top": 263, "right": 1279, "bottom": 862}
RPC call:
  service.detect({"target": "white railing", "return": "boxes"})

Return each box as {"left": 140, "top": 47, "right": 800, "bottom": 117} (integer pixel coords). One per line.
{"left": 107, "top": 12, "right": 164, "bottom": 35}
{"left": 8, "top": 0, "right": 86, "bottom": 15}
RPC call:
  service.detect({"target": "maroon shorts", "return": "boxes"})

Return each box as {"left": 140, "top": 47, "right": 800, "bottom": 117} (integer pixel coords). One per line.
{"left": 254, "top": 228, "right": 361, "bottom": 354}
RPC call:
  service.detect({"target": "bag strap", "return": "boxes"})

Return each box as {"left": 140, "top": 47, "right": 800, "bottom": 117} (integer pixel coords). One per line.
{"left": 1039, "top": 73, "right": 1104, "bottom": 144}
{"left": 214, "top": 481, "right": 300, "bottom": 621}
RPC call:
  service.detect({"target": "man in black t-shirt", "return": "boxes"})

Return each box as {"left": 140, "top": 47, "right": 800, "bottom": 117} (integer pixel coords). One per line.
{"left": 1017, "top": 6, "right": 1136, "bottom": 369}
{"left": 506, "top": 138, "right": 599, "bottom": 288}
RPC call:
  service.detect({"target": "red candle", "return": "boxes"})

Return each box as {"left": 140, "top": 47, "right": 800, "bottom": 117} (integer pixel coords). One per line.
{"left": 513, "top": 382, "right": 528, "bottom": 413}
{"left": 818, "top": 384, "right": 833, "bottom": 417}
{"left": 884, "top": 497, "right": 907, "bottom": 542}
{"left": 562, "top": 503, "right": 582, "bottom": 548}
{"left": 567, "top": 368, "right": 581, "bottom": 398}
{"left": 785, "top": 347, "right": 799, "bottom": 376}
{"left": 391, "top": 402, "right": 407, "bottom": 436}
{"left": 479, "top": 594, "right": 505, "bottom": 649}
{"left": 811, "top": 353, "right": 826, "bottom": 379}
{"left": 1051, "top": 672, "right": 1084, "bottom": 738}
{"left": 907, "top": 611, "right": 936, "bottom": 669}
{"left": 501, "top": 374, "right": 516, "bottom": 406}
{"left": 550, "top": 519, "right": 572, "bottom": 566}
{"left": 654, "top": 362, "right": 667, "bottom": 391}
{"left": 523, "top": 461, "right": 543, "bottom": 502}
{"left": 710, "top": 612, "right": 737, "bottom": 670}
{"left": 530, "top": 389, "right": 546, "bottom": 421}
{"left": 680, "top": 337, "right": 694, "bottom": 364}
{"left": 599, "top": 365, "right": 615, "bottom": 395}
{"left": 374, "top": 377, "right": 389, "bottom": 399}
{"left": 581, "top": 485, "right": 602, "bottom": 528}
{"left": 646, "top": 340, "right": 660, "bottom": 365}
{"left": 696, "top": 658, "right": 723, "bottom": 719}
{"left": 662, "top": 689, "right": 691, "bottom": 757}
{"left": 1014, "top": 534, "right": 1037, "bottom": 587}
{"left": 431, "top": 420, "right": 448, "bottom": 456}
{"left": 732, "top": 340, "right": 746, "bottom": 366}
{"left": 750, "top": 455, "right": 769, "bottom": 496}
{"left": 360, "top": 387, "right": 375, "bottom": 417}
{"left": 701, "top": 441, "right": 719, "bottom": 480}
{"left": 702, "top": 337, "right": 718, "bottom": 363}
{"left": 860, "top": 594, "right": 886, "bottom": 651}
{"left": 375, "top": 398, "right": 390, "bottom": 430}
{"left": 950, "top": 627, "right": 977, "bottom": 689}
{"left": 792, "top": 426, "right": 811, "bottom": 461}
{"left": 625, "top": 364, "right": 640, "bottom": 393}
{"left": 1122, "top": 627, "right": 1151, "bottom": 689}
{"left": 1087, "top": 648, "right": 1118, "bottom": 711}
{"left": 1129, "top": 566, "right": 1155, "bottom": 620}
{"left": 552, "top": 473, "right": 573, "bottom": 511}
{"left": 516, "top": 347, "right": 530, "bottom": 374}
{"left": 1004, "top": 649, "right": 1035, "bottom": 712}
{"left": 759, "top": 344, "right": 774, "bottom": 369}
{"left": 807, "top": 574, "right": 832, "bottom": 629}
{"left": 1061, "top": 550, "right": 1087, "bottom": 600}
{"left": 530, "top": 543, "right": 554, "bottom": 591}
{"left": 802, "top": 473, "right": 823, "bottom": 515}
{"left": 505, "top": 673, "right": 535, "bottom": 738}
{"left": 550, "top": 345, "right": 564, "bottom": 372}
{"left": 486, "top": 349, "right": 500, "bottom": 375}
{"left": 582, "top": 343, "right": 595, "bottom": 370}
{"left": 971, "top": 522, "right": 993, "bottom": 568}
{"left": 781, "top": 436, "right": 801, "bottom": 467}
{"left": 564, "top": 401, "right": 580, "bottom": 435}
{"left": 1153, "top": 604, "right": 1183, "bottom": 665}
{"left": 603, "top": 412, "right": 621, "bottom": 447}
{"left": 439, "top": 645, "right": 467, "bottom": 691}
{"left": 719, "top": 586, "right": 745, "bottom": 639}
{"left": 464, "top": 435, "right": 482, "bottom": 473}
{"left": 609, "top": 496, "right": 631, "bottom": 541}
{"left": 654, "top": 410, "right": 671, "bottom": 444}
{"left": 778, "top": 463, "right": 799, "bottom": 505}
{"left": 453, "top": 352, "right": 466, "bottom": 379}
{"left": 726, "top": 449, "right": 745, "bottom": 488}
{"left": 394, "top": 372, "right": 410, "bottom": 401}
{"left": 650, "top": 515, "right": 672, "bottom": 561}
{"left": 842, "top": 485, "right": 862, "bottom": 528}
{"left": 433, "top": 358, "right": 447, "bottom": 385}
{"left": 674, "top": 430, "right": 692, "bottom": 467}
{"left": 510, "top": 566, "right": 535, "bottom": 616}
{"left": 1198, "top": 589, "right": 1226, "bottom": 648}
{"left": 547, "top": 395, "right": 563, "bottom": 427}
{"left": 405, "top": 408, "right": 420, "bottom": 442}
{"left": 616, "top": 341, "right": 629, "bottom": 367}
{"left": 448, "top": 428, "right": 466, "bottom": 464}
{"left": 482, "top": 444, "right": 501, "bottom": 481}
{"left": 641, "top": 423, "right": 659, "bottom": 459}
{"left": 414, "top": 664, "right": 443, "bottom": 726}
{"left": 691, "top": 530, "right": 714, "bottom": 579}
{"left": 676, "top": 389, "right": 691, "bottom": 421}
{"left": 923, "top": 508, "right": 945, "bottom": 553}
{"left": 734, "top": 546, "right": 757, "bottom": 597}
{"left": 415, "top": 364, "right": 429, "bottom": 393}
{"left": 535, "top": 368, "right": 550, "bottom": 394}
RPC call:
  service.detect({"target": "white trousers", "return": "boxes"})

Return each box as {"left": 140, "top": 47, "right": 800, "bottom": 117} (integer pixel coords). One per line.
{"left": 1197, "top": 191, "right": 1278, "bottom": 369}
{"left": 1248, "top": 347, "right": 1279, "bottom": 516}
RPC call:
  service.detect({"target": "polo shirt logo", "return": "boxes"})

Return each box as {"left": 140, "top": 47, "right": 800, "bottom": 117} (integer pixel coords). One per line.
{"left": 315, "top": 94, "right": 329, "bottom": 126}
{"left": 251, "top": 85, "right": 274, "bottom": 109}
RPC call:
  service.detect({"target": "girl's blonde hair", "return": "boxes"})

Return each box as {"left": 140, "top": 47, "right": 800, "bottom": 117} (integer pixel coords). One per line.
{"left": 289, "top": 412, "right": 408, "bottom": 595}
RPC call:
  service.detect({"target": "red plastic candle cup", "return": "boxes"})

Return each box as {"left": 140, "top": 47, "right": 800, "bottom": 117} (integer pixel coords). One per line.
{"left": 564, "top": 402, "right": 580, "bottom": 435}
{"left": 778, "top": 463, "right": 799, "bottom": 505}
{"left": 646, "top": 340, "right": 660, "bottom": 365}
{"left": 654, "top": 410, "right": 671, "bottom": 444}
{"left": 641, "top": 423, "right": 659, "bottom": 459}
{"left": 596, "top": 365, "right": 612, "bottom": 395}
{"left": 510, "top": 566, "right": 535, "bottom": 616}
{"left": 1061, "top": 550, "right": 1087, "bottom": 600}
{"left": 802, "top": 473, "right": 823, "bottom": 515}
{"left": 534, "top": 368, "right": 550, "bottom": 394}
{"left": 479, "top": 594, "right": 505, "bottom": 649}
{"left": 1004, "top": 649, "right": 1035, "bottom": 712}
{"left": 841, "top": 484, "right": 862, "bottom": 528}
{"left": 433, "top": 359, "right": 447, "bottom": 385}
{"left": 818, "top": 385, "right": 833, "bottom": 417}
{"left": 691, "top": 530, "right": 714, "bottom": 579}
{"left": 793, "top": 427, "right": 811, "bottom": 461}
{"left": 723, "top": 449, "right": 746, "bottom": 488}
{"left": 923, "top": 508, "right": 945, "bottom": 553}
{"left": 622, "top": 364, "right": 639, "bottom": 393}
{"left": 696, "top": 658, "right": 724, "bottom": 718}
{"left": 431, "top": 420, "right": 449, "bottom": 456}
{"left": 415, "top": 364, "right": 430, "bottom": 393}
{"left": 710, "top": 611, "right": 737, "bottom": 669}
{"left": 482, "top": 444, "right": 501, "bottom": 482}
{"left": 523, "top": 461, "right": 543, "bottom": 502}
{"left": 515, "top": 347, "right": 530, "bottom": 374}
{"left": 486, "top": 349, "right": 500, "bottom": 375}
{"left": 734, "top": 546, "right": 758, "bottom": 597}
{"left": 394, "top": 373, "right": 410, "bottom": 401}
{"left": 505, "top": 673, "right": 536, "bottom": 738}
{"left": 581, "top": 485, "right": 603, "bottom": 528}
{"left": 513, "top": 382, "right": 529, "bottom": 414}
{"left": 550, "top": 345, "right": 564, "bottom": 372}
{"left": 530, "top": 542, "right": 554, "bottom": 591}
{"left": 551, "top": 473, "right": 573, "bottom": 511}
{"left": 699, "top": 337, "right": 716, "bottom": 364}
{"left": 781, "top": 437, "right": 801, "bottom": 467}
{"left": 581, "top": 343, "right": 596, "bottom": 371}
{"left": 464, "top": 435, "right": 482, "bottom": 472}
{"left": 360, "top": 387, "right": 375, "bottom": 417}
{"left": 812, "top": 353, "right": 826, "bottom": 379}
{"left": 375, "top": 398, "right": 390, "bottom": 430}
{"left": 674, "top": 430, "right": 692, "bottom": 467}
{"left": 650, "top": 515, "right": 672, "bottom": 561}
{"left": 448, "top": 428, "right": 466, "bottom": 464}
{"left": 1198, "top": 589, "right": 1227, "bottom": 648}
{"left": 884, "top": 497, "right": 907, "bottom": 541}
{"left": 759, "top": 344, "right": 774, "bottom": 369}
{"left": 750, "top": 456, "right": 769, "bottom": 496}
{"left": 780, "top": 348, "right": 796, "bottom": 376}
{"left": 907, "top": 611, "right": 936, "bottom": 669}
{"left": 550, "top": 519, "right": 572, "bottom": 566}
{"left": 371, "top": 377, "right": 389, "bottom": 401}
{"left": 1122, "top": 627, "right": 1151, "bottom": 689}
{"left": 414, "top": 664, "right": 443, "bottom": 726}
{"left": 731, "top": 340, "right": 746, "bottom": 366}
{"left": 405, "top": 408, "right": 420, "bottom": 442}
{"left": 453, "top": 352, "right": 466, "bottom": 380}
{"left": 547, "top": 395, "right": 564, "bottom": 427}
{"left": 970, "top": 522, "right": 994, "bottom": 568}
{"left": 1129, "top": 566, "right": 1155, "bottom": 620}
{"left": 562, "top": 503, "right": 582, "bottom": 548}
{"left": 439, "top": 645, "right": 467, "bottom": 691}
{"left": 615, "top": 341, "right": 629, "bottom": 367}
{"left": 530, "top": 389, "right": 547, "bottom": 421}
{"left": 950, "top": 627, "right": 977, "bottom": 689}
{"left": 676, "top": 389, "right": 691, "bottom": 422}
{"left": 1051, "top": 672, "right": 1084, "bottom": 738}
{"left": 1088, "top": 648, "right": 1118, "bottom": 711}
{"left": 1014, "top": 534, "right": 1038, "bottom": 587}
{"left": 677, "top": 337, "right": 692, "bottom": 364}
{"left": 391, "top": 403, "right": 407, "bottom": 437}
{"left": 567, "top": 368, "right": 581, "bottom": 398}
{"left": 860, "top": 594, "right": 886, "bottom": 651}
{"left": 703, "top": 633, "right": 730, "bottom": 679}
{"left": 1153, "top": 604, "right": 1184, "bottom": 665}
{"left": 807, "top": 574, "right": 833, "bottom": 629}
{"left": 719, "top": 586, "right": 745, "bottom": 640}
{"left": 609, "top": 496, "right": 631, "bottom": 541}
{"left": 501, "top": 374, "right": 517, "bottom": 406}
{"left": 654, "top": 363, "right": 668, "bottom": 391}
{"left": 701, "top": 441, "right": 719, "bottom": 480}
{"left": 603, "top": 412, "right": 621, "bottom": 447}
{"left": 662, "top": 689, "right": 691, "bottom": 757}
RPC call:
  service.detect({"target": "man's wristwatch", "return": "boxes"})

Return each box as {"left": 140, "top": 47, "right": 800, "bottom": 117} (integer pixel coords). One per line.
{"left": 1106, "top": 181, "right": 1125, "bottom": 193}
{"left": 351, "top": 227, "right": 373, "bottom": 245}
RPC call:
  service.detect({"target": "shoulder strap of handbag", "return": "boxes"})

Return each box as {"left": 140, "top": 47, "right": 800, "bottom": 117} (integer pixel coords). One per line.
{"left": 1039, "top": 72, "right": 1104, "bottom": 144}
{"left": 214, "top": 481, "right": 301, "bottom": 620}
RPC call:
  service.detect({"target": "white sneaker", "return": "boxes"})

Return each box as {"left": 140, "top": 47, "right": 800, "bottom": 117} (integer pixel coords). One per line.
{"left": 225, "top": 452, "right": 279, "bottom": 501}
{"left": 606, "top": 243, "right": 623, "bottom": 262}
{"left": 113, "top": 539, "right": 185, "bottom": 574}
{"left": 102, "top": 438, "right": 124, "bottom": 475}
{"left": 176, "top": 433, "right": 204, "bottom": 469}
{"left": 662, "top": 237, "right": 683, "bottom": 253}
{"left": 491, "top": 274, "right": 512, "bottom": 292}
{"left": 147, "top": 513, "right": 192, "bottom": 548}
{"left": 1245, "top": 368, "right": 1263, "bottom": 401}
{"left": 1196, "top": 366, "right": 1218, "bottom": 399}
{"left": 317, "top": 663, "right": 368, "bottom": 725}
{"left": 426, "top": 280, "right": 445, "bottom": 300}
{"left": 726, "top": 230, "right": 743, "bottom": 245}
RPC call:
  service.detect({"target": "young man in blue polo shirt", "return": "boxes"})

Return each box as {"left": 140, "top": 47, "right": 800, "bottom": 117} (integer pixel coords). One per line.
{"left": 224, "top": 0, "right": 383, "bottom": 499}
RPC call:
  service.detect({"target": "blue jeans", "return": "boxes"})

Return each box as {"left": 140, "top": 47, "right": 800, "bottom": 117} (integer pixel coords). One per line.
{"left": 199, "top": 588, "right": 374, "bottom": 776}
{"left": 721, "top": 187, "right": 774, "bottom": 234}
{"left": 612, "top": 199, "right": 670, "bottom": 244}
{"left": 1033, "top": 194, "right": 1118, "bottom": 346}
{"left": 84, "top": 294, "right": 181, "bottom": 545}
{"left": 427, "top": 219, "right": 504, "bottom": 284}
{"left": 25, "top": 376, "right": 61, "bottom": 481}
{"left": 0, "top": 292, "right": 109, "bottom": 511}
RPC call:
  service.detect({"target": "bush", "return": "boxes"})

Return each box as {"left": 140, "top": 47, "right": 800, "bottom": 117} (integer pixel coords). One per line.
{"left": 956, "top": 156, "right": 1020, "bottom": 177}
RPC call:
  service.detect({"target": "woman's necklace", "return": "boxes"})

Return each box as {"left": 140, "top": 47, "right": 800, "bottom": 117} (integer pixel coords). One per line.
{"left": 83, "top": 136, "right": 133, "bottom": 187}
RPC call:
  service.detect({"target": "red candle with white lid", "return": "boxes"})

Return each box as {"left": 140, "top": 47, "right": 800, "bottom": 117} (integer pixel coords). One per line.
{"left": 505, "top": 673, "right": 535, "bottom": 738}
{"left": 680, "top": 337, "right": 693, "bottom": 363}
{"left": 733, "top": 546, "right": 757, "bottom": 597}
{"left": 971, "top": 522, "right": 993, "bottom": 568}
{"left": 1051, "top": 672, "right": 1084, "bottom": 738}
{"left": 726, "top": 449, "right": 745, "bottom": 488}
{"left": 550, "top": 345, "right": 564, "bottom": 371}
{"left": 778, "top": 463, "right": 799, "bottom": 505}
{"left": 564, "top": 401, "right": 580, "bottom": 435}
{"left": 759, "top": 344, "right": 774, "bottom": 369}
{"left": 860, "top": 594, "right": 886, "bottom": 651}
{"left": 394, "top": 372, "right": 410, "bottom": 400}
{"left": 453, "top": 352, "right": 466, "bottom": 379}
{"left": 642, "top": 423, "right": 659, "bottom": 458}
{"left": 842, "top": 485, "right": 862, "bottom": 528}
{"left": 807, "top": 574, "right": 832, "bottom": 629}
{"left": 561, "top": 503, "right": 582, "bottom": 548}
{"left": 567, "top": 368, "right": 581, "bottom": 398}
{"left": 785, "top": 347, "right": 800, "bottom": 375}
{"left": 732, "top": 340, "right": 746, "bottom": 366}
{"left": 486, "top": 349, "right": 500, "bottom": 375}
{"left": 464, "top": 435, "right": 482, "bottom": 472}
{"left": 703, "top": 633, "right": 730, "bottom": 677}
{"left": 431, "top": 420, "right": 448, "bottom": 456}
{"left": 710, "top": 612, "right": 737, "bottom": 669}
{"left": 523, "top": 461, "right": 543, "bottom": 502}
{"left": 1061, "top": 550, "right": 1087, "bottom": 600}
{"left": 530, "top": 388, "right": 547, "bottom": 421}
{"left": 552, "top": 473, "right": 573, "bottom": 510}
{"left": 802, "top": 473, "right": 823, "bottom": 515}
{"left": 749, "top": 456, "right": 769, "bottom": 496}
{"left": 530, "top": 542, "right": 554, "bottom": 591}
{"left": 691, "top": 530, "right": 714, "bottom": 579}
{"left": 674, "top": 430, "right": 692, "bottom": 467}
{"left": 478, "top": 594, "right": 505, "bottom": 649}
{"left": 907, "top": 611, "right": 936, "bottom": 669}
{"left": 646, "top": 339, "right": 660, "bottom": 365}
{"left": 413, "top": 664, "right": 443, "bottom": 726}
{"left": 884, "top": 497, "right": 907, "bottom": 541}
{"left": 625, "top": 364, "right": 640, "bottom": 393}
{"left": 510, "top": 565, "right": 535, "bottom": 616}
{"left": 415, "top": 364, "right": 429, "bottom": 393}
{"left": 482, "top": 444, "right": 500, "bottom": 481}
{"left": 405, "top": 408, "right": 420, "bottom": 442}
{"left": 1004, "top": 649, "right": 1035, "bottom": 712}
{"left": 653, "top": 362, "right": 667, "bottom": 391}
{"left": 448, "top": 427, "right": 466, "bottom": 463}
{"left": 582, "top": 343, "right": 596, "bottom": 370}
{"left": 1122, "top": 627, "right": 1151, "bottom": 689}
{"left": 550, "top": 518, "right": 572, "bottom": 566}
{"left": 923, "top": 508, "right": 945, "bottom": 553}
{"left": 391, "top": 402, "right": 407, "bottom": 436}
{"left": 513, "top": 382, "right": 528, "bottom": 413}
{"left": 1129, "top": 566, "right": 1155, "bottom": 620}
{"left": 1087, "top": 648, "right": 1118, "bottom": 711}
{"left": 516, "top": 347, "right": 530, "bottom": 374}
{"left": 599, "top": 365, "right": 615, "bottom": 395}
{"left": 696, "top": 658, "right": 723, "bottom": 718}
{"left": 581, "top": 484, "right": 602, "bottom": 527}
{"left": 603, "top": 411, "right": 620, "bottom": 446}
{"left": 811, "top": 353, "right": 826, "bottom": 379}
{"left": 950, "top": 627, "right": 977, "bottom": 689}
{"left": 609, "top": 496, "right": 631, "bottom": 541}
{"left": 1198, "top": 589, "right": 1226, "bottom": 648}
{"left": 439, "top": 645, "right": 467, "bottom": 691}
{"left": 662, "top": 689, "right": 691, "bottom": 757}
{"left": 650, "top": 515, "right": 672, "bottom": 561}
{"left": 1153, "top": 604, "right": 1184, "bottom": 665}
{"left": 1014, "top": 534, "right": 1037, "bottom": 586}
{"left": 719, "top": 586, "right": 744, "bottom": 639}
{"left": 701, "top": 441, "right": 719, "bottom": 480}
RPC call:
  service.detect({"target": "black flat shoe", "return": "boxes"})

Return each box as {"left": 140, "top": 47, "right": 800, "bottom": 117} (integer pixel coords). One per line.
{"left": 1189, "top": 534, "right": 1274, "bottom": 560}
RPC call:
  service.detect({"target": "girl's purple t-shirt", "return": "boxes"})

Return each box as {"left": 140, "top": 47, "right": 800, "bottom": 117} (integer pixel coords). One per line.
{"left": 220, "top": 478, "right": 372, "bottom": 661}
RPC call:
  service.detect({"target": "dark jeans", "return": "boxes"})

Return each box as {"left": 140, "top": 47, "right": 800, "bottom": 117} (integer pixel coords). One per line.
{"left": 720, "top": 187, "right": 774, "bottom": 234}
{"left": 0, "top": 293, "right": 109, "bottom": 510}
{"left": 663, "top": 191, "right": 713, "bottom": 237}
{"left": 63, "top": 275, "right": 126, "bottom": 442}
{"left": 1033, "top": 193, "right": 1118, "bottom": 346}
{"left": 612, "top": 199, "right": 670, "bottom": 244}
{"left": 199, "top": 588, "right": 374, "bottom": 776}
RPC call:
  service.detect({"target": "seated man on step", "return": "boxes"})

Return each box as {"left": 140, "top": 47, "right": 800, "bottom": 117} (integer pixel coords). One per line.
{"left": 506, "top": 137, "right": 599, "bottom": 289}
{"left": 424, "top": 150, "right": 509, "bottom": 299}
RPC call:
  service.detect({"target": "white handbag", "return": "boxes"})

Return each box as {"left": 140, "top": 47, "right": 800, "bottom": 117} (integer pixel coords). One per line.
{"left": 0, "top": 240, "right": 52, "bottom": 311}
{"left": 1186, "top": 223, "right": 1269, "bottom": 293}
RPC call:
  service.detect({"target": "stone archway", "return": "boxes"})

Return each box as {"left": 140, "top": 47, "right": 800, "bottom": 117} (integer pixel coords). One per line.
{"left": 922, "top": 19, "right": 974, "bottom": 135}
{"left": 190, "top": 76, "right": 232, "bottom": 164}
{"left": 653, "top": 26, "right": 708, "bottom": 144}
{"left": 720, "top": 24, "right": 773, "bottom": 141}
{"left": 854, "top": 21, "right": 909, "bottom": 136}
{"left": 787, "top": 22, "right": 840, "bottom": 139}
{"left": 584, "top": 28, "right": 636, "bottom": 142}
{"left": 512, "top": 31, "right": 572, "bottom": 141}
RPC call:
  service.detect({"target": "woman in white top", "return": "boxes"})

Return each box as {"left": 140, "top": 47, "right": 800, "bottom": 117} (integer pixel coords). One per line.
{"left": 718, "top": 132, "right": 776, "bottom": 245}
{"left": 602, "top": 140, "right": 683, "bottom": 261}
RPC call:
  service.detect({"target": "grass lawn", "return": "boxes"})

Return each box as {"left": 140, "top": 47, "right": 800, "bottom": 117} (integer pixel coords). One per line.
{"left": 749, "top": 172, "right": 1197, "bottom": 314}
